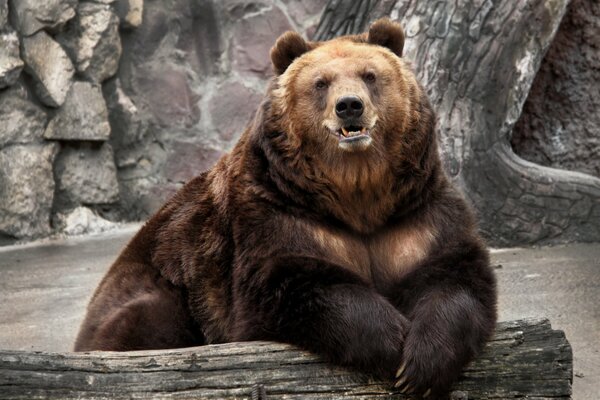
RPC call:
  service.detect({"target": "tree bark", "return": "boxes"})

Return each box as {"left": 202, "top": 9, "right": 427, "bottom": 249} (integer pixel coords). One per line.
{"left": 314, "top": 0, "right": 600, "bottom": 246}
{"left": 0, "top": 319, "right": 572, "bottom": 399}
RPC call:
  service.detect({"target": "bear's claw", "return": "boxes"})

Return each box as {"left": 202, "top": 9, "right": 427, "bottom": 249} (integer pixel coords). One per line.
{"left": 400, "top": 384, "right": 414, "bottom": 394}
{"left": 394, "top": 376, "right": 407, "bottom": 388}
{"left": 396, "top": 361, "right": 406, "bottom": 378}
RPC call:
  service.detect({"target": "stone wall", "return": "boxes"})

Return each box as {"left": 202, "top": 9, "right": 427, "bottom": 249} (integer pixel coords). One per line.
{"left": 0, "top": 0, "right": 141, "bottom": 242}
{"left": 111, "top": 0, "right": 323, "bottom": 220}
{"left": 0, "top": 0, "right": 324, "bottom": 243}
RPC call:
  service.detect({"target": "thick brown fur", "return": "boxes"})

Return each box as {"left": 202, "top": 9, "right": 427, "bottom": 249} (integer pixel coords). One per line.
{"left": 75, "top": 19, "right": 497, "bottom": 399}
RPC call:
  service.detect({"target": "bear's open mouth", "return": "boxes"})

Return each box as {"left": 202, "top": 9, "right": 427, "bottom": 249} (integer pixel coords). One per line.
{"left": 335, "top": 125, "right": 372, "bottom": 151}
{"left": 337, "top": 126, "right": 369, "bottom": 140}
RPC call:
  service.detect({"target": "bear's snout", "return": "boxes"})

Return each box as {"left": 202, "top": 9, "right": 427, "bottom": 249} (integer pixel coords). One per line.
{"left": 335, "top": 95, "right": 364, "bottom": 120}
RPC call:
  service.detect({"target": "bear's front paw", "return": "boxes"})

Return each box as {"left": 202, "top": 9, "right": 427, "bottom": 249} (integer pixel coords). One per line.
{"left": 392, "top": 340, "right": 458, "bottom": 400}
{"left": 347, "top": 308, "right": 411, "bottom": 379}
{"left": 394, "top": 359, "right": 432, "bottom": 398}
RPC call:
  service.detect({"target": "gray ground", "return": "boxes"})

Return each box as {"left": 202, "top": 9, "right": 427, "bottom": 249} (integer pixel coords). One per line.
{"left": 0, "top": 228, "right": 598, "bottom": 399}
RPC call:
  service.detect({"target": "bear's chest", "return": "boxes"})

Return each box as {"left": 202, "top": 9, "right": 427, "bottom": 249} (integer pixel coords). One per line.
{"left": 308, "top": 223, "right": 436, "bottom": 287}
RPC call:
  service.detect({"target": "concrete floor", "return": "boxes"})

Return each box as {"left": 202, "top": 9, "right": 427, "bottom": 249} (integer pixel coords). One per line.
{"left": 0, "top": 228, "right": 598, "bottom": 399}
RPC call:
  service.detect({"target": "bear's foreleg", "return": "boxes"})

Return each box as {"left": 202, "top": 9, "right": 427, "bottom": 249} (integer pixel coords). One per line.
{"left": 74, "top": 264, "right": 203, "bottom": 351}
{"left": 232, "top": 255, "right": 410, "bottom": 379}
{"left": 391, "top": 244, "right": 497, "bottom": 399}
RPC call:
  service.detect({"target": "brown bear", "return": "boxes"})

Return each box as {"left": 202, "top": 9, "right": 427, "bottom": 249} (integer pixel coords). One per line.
{"left": 75, "top": 19, "right": 497, "bottom": 399}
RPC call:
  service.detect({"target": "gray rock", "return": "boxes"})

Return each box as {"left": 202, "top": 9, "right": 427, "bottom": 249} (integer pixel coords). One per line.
{"left": 55, "top": 206, "right": 119, "bottom": 236}
{"left": 230, "top": 4, "right": 293, "bottom": 77}
{"left": 0, "top": 88, "right": 47, "bottom": 146}
{"left": 178, "top": 0, "right": 221, "bottom": 77}
{"left": 103, "top": 78, "right": 141, "bottom": 145}
{"left": 114, "top": 0, "right": 143, "bottom": 29}
{"left": 135, "top": 65, "right": 200, "bottom": 128}
{"left": 281, "top": 0, "right": 325, "bottom": 29}
{"left": 61, "top": 3, "right": 122, "bottom": 83}
{"left": 9, "top": 0, "right": 77, "bottom": 36}
{"left": 44, "top": 81, "right": 111, "bottom": 141}
{"left": 208, "top": 81, "right": 262, "bottom": 142}
{"left": 117, "top": 0, "right": 197, "bottom": 61}
{"left": 0, "top": 143, "right": 58, "bottom": 239}
{"left": 0, "top": 0, "right": 8, "bottom": 31}
{"left": 0, "top": 31, "right": 24, "bottom": 88}
{"left": 83, "top": 0, "right": 118, "bottom": 3}
{"left": 21, "top": 31, "right": 74, "bottom": 107}
{"left": 164, "top": 141, "right": 223, "bottom": 184}
{"left": 103, "top": 78, "right": 146, "bottom": 168}
{"left": 54, "top": 142, "right": 120, "bottom": 206}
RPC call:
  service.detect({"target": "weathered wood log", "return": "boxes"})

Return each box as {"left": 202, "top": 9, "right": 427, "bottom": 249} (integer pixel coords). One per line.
{"left": 0, "top": 318, "right": 572, "bottom": 399}
{"left": 314, "top": 0, "right": 600, "bottom": 247}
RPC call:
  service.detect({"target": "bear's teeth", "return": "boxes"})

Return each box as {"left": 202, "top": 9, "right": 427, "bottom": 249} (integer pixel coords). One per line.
{"left": 340, "top": 127, "right": 367, "bottom": 138}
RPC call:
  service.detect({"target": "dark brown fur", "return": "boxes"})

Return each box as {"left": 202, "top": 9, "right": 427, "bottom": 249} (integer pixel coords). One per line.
{"left": 75, "top": 19, "right": 497, "bottom": 399}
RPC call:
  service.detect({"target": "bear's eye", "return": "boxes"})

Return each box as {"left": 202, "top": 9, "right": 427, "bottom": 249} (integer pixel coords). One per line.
{"left": 364, "top": 72, "right": 376, "bottom": 83}
{"left": 315, "top": 79, "right": 328, "bottom": 90}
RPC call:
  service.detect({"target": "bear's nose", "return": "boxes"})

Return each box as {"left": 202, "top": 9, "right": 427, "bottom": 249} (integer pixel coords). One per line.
{"left": 335, "top": 95, "right": 364, "bottom": 120}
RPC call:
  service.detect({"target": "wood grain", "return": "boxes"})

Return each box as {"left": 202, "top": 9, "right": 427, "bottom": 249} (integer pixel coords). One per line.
{"left": 0, "top": 318, "right": 572, "bottom": 399}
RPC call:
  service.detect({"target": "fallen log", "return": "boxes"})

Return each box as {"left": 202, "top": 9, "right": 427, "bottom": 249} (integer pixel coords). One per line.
{"left": 0, "top": 318, "right": 572, "bottom": 399}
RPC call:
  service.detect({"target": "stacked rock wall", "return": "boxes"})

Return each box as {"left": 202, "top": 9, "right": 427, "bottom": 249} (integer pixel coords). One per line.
{"left": 111, "top": 0, "right": 324, "bottom": 219}
{"left": 0, "top": 0, "right": 142, "bottom": 243}
{"left": 0, "top": 0, "right": 324, "bottom": 243}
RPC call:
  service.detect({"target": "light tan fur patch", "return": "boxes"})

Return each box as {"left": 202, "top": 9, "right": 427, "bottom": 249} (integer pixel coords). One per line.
{"left": 369, "top": 224, "right": 437, "bottom": 280}
{"left": 309, "top": 224, "right": 372, "bottom": 281}
{"left": 305, "top": 221, "right": 436, "bottom": 284}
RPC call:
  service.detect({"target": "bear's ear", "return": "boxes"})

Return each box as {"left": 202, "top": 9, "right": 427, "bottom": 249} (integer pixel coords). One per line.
{"left": 270, "top": 31, "right": 312, "bottom": 75}
{"left": 367, "top": 18, "right": 405, "bottom": 57}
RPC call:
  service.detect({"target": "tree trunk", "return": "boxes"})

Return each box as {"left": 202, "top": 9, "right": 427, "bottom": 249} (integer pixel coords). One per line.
{"left": 0, "top": 319, "right": 572, "bottom": 399}
{"left": 314, "top": 0, "right": 600, "bottom": 247}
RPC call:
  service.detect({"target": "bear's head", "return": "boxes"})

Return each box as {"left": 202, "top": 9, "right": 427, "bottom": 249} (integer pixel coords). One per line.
{"left": 261, "top": 19, "right": 439, "bottom": 231}
{"left": 268, "top": 19, "right": 433, "bottom": 160}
